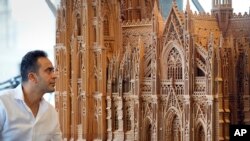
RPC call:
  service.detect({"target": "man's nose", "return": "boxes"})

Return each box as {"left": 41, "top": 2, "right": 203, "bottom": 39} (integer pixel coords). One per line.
{"left": 52, "top": 71, "right": 59, "bottom": 79}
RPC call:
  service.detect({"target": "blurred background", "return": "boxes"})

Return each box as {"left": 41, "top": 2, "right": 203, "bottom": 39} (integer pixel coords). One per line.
{"left": 0, "top": 0, "right": 60, "bottom": 104}
{"left": 0, "top": 0, "right": 60, "bottom": 82}
{"left": 0, "top": 0, "right": 249, "bottom": 104}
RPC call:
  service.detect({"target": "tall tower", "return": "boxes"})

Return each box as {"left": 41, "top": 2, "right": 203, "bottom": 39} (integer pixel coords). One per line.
{"left": 212, "top": 0, "right": 233, "bottom": 36}
{"left": 55, "top": 0, "right": 123, "bottom": 140}
{"left": 120, "top": 0, "right": 156, "bottom": 21}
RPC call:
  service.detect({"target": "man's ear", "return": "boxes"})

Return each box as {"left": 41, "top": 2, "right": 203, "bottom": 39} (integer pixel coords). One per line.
{"left": 28, "top": 72, "right": 37, "bottom": 83}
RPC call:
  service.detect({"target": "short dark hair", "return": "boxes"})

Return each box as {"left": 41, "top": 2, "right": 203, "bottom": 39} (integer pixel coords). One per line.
{"left": 20, "top": 50, "right": 48, "bottom": 82}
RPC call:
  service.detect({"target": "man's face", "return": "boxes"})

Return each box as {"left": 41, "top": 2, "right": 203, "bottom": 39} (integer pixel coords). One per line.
{"left": 35, "top": 57, "right": 57, "bottom": 93}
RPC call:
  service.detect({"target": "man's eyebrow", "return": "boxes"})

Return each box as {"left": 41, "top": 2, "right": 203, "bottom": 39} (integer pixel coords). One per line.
{"left": 45, "top": 67, "right": 55, "bottom": 71}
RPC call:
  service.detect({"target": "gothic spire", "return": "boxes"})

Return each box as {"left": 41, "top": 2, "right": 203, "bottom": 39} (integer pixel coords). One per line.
{"left": 186, "top": 0, "right": 191, "bottom": 12}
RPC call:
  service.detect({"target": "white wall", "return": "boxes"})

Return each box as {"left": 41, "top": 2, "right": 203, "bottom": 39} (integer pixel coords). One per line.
{"left": 0, "top": 0, "right": 55, "bottom": 82}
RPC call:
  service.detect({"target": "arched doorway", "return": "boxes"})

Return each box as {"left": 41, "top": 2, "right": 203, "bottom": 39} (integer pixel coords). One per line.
{"left": 165, "top": 111, "right": 182, "bottom": 141}
{"left": 196, "top": 123, "right": 205, "bottom": 141}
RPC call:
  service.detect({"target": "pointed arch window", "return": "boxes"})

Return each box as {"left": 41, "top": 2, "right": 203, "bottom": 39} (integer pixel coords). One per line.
{"left": 136, "top": 10, "right": 141, "bottom": 20}
{"left": 93, "top": 6, "right": 97, "bottom": 17}
{"left": 114, "top": 110, "right": 119, "bottom": 130}
{"left": 103, "top": 16, "right": 110, "bottom": 36}
{"left": 176, "top": 59, "right": 182, "bottom": 79}
{"left": 76, "top": 14, "right": 81, "bottom": 36}
{"left": 172, "top": 116, "right": 181, "bottom": 141}
{"left": 78, "top": 52, "right": 82, "bottom": 78}
{"left": 167, "top": 60, "right": 175, "bottom": 79}
{"left": 128, "top": 0, "right": 132, "bottom": 8}
{"left": 93, "top": 26, "right": 97, "bottom": 42}
{"left": 167, "top": 48, "right": 183, "bottom": 80}
{"left": 146, "top": 124, "right": 153, "bottom": 141}
{"left": 196, "top": 125, "right": 205, "bottom": 141}
{"left": 112, "top": 78, "right": 117, "bottom": 93}
{"left": 122, "top": 78, "right": 130, "bottom": 93}
{"left": 135, "top": 0, "right": 139, "bottom": 6}
{"left": 126, "top": 108, "right": 131, "bottom": 131}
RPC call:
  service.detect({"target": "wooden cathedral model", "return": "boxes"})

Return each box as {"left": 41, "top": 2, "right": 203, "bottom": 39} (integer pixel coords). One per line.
{"left": 54, "top": 0, "right": 250, "bottom": 140}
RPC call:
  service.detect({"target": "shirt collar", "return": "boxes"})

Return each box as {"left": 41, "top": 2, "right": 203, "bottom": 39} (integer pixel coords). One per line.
{"left": 14, "top": 84, "right": 25, "bottom": 101}
{"left": 13, "top": 84, "right": 45, "bottom": 102}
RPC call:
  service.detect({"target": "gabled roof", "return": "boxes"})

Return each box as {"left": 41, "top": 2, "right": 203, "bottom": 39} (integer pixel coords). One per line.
{"left": 163, "top": 1, "right": 185, "bottom": 32}
{"left": 162, "top": 1, "right": 185, "bottom": 46}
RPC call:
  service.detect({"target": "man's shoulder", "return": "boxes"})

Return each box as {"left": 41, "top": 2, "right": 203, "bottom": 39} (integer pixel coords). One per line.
{"left": 0, "top": 89, "right": 14, "bottom": 99}
{"left": 0, "top": 89, "right": 16, "bottom": 107}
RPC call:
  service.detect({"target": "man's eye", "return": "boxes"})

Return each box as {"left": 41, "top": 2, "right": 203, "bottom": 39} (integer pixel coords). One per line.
{"left": 46, "top": 68, "right": 54, "bottom": 73}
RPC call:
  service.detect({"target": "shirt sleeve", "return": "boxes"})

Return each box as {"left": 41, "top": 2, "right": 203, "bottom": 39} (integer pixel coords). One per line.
{"left": 0, "top": 100, "right": 6, "bottom": 132}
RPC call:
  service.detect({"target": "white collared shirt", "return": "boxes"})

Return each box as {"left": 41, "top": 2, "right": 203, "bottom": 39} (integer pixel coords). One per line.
{"left": 0, "top": 85, "right": 62, "bottom": 141}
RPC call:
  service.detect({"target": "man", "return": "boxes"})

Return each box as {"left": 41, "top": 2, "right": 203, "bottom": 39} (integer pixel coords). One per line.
{"left": 0, "top": 50, "right": 62, "bottom": 141}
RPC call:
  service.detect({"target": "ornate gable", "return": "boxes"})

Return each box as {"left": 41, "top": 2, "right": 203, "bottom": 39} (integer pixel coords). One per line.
{"left": 162, "top": 2, "right": 184, "bottom": 47}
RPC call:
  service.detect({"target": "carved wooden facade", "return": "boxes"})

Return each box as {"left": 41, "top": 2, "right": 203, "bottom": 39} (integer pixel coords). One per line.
{"left": 54, "top": 0, "right": 250, "bottom": 140}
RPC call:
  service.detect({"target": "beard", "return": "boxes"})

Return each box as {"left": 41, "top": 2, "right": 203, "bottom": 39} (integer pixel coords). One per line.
{"left": 38, "top": 83, "right": 55, "bottom": 94}
{"left": 46, "top": 84, "right": 56, "bottom": 93}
